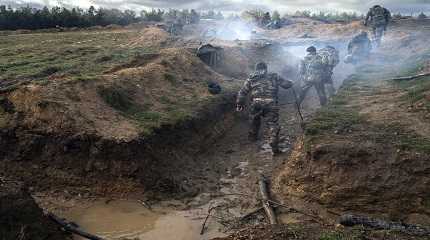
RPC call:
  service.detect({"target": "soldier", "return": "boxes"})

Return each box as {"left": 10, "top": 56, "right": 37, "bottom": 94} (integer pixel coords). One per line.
{"left": 344, "top": 31, "right": 372, "bottom": 64}
{"left": 298, "top": 46, "right": 327, "bottom": 106}
{"left": 318, "top": 46, "right": 340, "bottom": 97}
{"left": 236, "top": 62, "right": 293, "bottom": 155}
{"left": 365, "top": 5, "right": 391, "bottom": 46}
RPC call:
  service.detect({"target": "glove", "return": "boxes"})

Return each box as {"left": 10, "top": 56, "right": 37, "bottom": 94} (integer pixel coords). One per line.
{"left": 236, "top": 104, "right": 245, "bottom": 112}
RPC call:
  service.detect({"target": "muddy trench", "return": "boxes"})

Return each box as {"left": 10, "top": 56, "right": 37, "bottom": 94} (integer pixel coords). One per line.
{"left": 2, "top": 38, "right": 351, "bottom": 240}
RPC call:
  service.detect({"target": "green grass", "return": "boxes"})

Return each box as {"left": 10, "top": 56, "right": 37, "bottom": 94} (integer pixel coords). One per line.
{"left": 0, "top": 30, "right": 153, "bottom": 84}
{"left": 319, "top": 232, "right": 344, "bottom": 240}
{"left": 305, "top": 76, "right": 363, "bottom": 137}
{"left": 395, "top": 76, "right": 430, "bottom": 104}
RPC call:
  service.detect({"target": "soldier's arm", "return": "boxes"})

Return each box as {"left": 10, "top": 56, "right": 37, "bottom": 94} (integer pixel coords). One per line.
{"left": 279, "top": 76, "right": 293, "bottom": 89}
{"left": 299, "top": 60, "right": 306, "bottom": 75}
{"left": 384, "top": 8, "right": 391, "bottom": 23}
{"left": 236, "top": 79, "right": 251, "bottom": 107}
{"left": 364, "top": 10, "right": 371, "bottom": 26}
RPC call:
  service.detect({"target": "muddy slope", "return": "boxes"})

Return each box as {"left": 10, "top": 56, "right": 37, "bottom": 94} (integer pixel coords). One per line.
{"left": 274, "top": 57, "right": 430, "bottom": 224}
{"left": 0, "top": 179, "right": 70, "bottom": 240}
{"left": 0, "top": 47, "right": 241, "bottom": 195}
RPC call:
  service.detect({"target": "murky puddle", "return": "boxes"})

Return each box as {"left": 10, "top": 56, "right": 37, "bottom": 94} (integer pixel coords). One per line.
{"left": 64, "top": 199, "right": 226, "bottom": 240}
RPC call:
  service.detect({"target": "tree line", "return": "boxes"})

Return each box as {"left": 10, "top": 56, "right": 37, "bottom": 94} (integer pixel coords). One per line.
{"left": 0, "top": 5, "right": 226, "bottom": 30}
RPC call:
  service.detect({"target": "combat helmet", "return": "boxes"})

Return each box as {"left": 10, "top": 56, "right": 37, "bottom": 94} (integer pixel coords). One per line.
{"left": 306, "top": 46, "right": 317, "bottom": 53}
{"left": 255, "top": 62, "right": 268, "bottom": 75}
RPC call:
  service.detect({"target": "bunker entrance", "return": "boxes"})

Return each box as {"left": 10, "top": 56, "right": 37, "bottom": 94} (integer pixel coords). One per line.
{"left": 197, "top": 44, "right": 224, "bottom": 67}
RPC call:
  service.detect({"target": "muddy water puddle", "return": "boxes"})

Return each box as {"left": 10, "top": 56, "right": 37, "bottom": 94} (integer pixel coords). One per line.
{"left": 64, "top": 199, "right": 226, "bottom": 240}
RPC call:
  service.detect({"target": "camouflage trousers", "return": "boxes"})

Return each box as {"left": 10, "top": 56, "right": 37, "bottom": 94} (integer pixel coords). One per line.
{"left": 323, "top": 72, "right": 336, "bottom": 97}
{"left": 249, "top": 100, "right": 280, "bottom": 153}
{"left": 372, "top": 26, "right": 385, "bottom": 47}
{"left": 298, "top": 81, "right": 327, "bottom": 106}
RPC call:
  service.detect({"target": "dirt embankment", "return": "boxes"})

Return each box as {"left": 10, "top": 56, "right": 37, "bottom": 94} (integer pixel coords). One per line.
{"left": 0, "top": 46, "right": 241, "bottom": 197}
{"left": 274, "top": 38, "right": 430, "bottom": 227}
{"left": 0, "top": 179, "right": 70, "bottom": 240}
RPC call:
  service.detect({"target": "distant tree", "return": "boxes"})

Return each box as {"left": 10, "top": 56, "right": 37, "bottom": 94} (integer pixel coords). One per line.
{"left": 241, "top": 9, "right": 265, "bottom": 23}
{"left": 189, "top": 9, "right": 200, "bottom": 24}
{"left": 207, "top": 10, "right": 215, "bottom": 19}
{"left": 0, "top": 5, "right": 139, "bottom": 30}
{"left": 272, "top": 10, "right": 281, "bottom": 22}
{"left": 215, "top": 11, "right": 224, "bottom": 20}
{"left": 418, "top": 12, "right": 427, "bottom": 20}
{"left": 141, "top": 8, "right": 164, "bottom": 22}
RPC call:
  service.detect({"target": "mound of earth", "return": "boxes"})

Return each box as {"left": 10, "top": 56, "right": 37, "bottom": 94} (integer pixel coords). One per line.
{"left": 264, "top": 20, "right": 366, "bottom": 42}
{"left": 0, "top": 179, "right": 70, "bottom": 240}
{"left": 274, "top": 59, "right": 430, "bottom": 224}
{"left": 126, "top": 26, "right": 171, "bottom": 48}
{"left": 0, "top": 47, "right": 241, "bottom": 196}
{"left": 211, "top": 223, "right": 426, "bottom": 240}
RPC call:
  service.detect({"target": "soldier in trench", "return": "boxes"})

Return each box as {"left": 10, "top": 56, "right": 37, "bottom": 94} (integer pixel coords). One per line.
{"left": 365, "top": 5, "right": 391, "bottom": 47}
{"left": 318, "top": 45, "right": 340, "bottom": 98}
{"left": 236, "top": 62, "right": 293, "bottom": 156}
{"left": 298, "top": 46, "right": 327, "bottom": 106}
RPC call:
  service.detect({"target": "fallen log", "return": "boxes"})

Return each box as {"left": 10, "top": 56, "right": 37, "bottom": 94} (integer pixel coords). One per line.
{"left": 47, "top": 213, "right": 105, "bottom": 240}
{"left": 258, "top": 176, "right": 278, "bottom": 225}
{"left": 339, "top": 214, "right": 430, "bottom": 236}
{"left": 387, "top": 72, "right": 430, "bottom": 82}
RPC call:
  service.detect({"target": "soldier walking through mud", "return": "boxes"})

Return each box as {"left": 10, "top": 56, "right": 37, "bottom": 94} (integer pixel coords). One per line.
{"left": 236, "top": 62, "right": 293, "bottom": 156}
{"left": 365, "top": 5, "right": 391, "bottom": 47}
{"left": 298, "top": 46, "right": 327, "bottom": 106}
{"left": 318, "top": 46, "right": 340, "bottom": 97}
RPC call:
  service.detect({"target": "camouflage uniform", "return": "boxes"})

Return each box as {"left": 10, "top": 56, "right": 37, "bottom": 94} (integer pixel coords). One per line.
{"left": 365, "top": 5, "right": 391, "bottom": 46}
{"left": 298, "top": 48, "right": 327, "bottom": 106}
{"left": 345, "top": 32, "right": 372, "bottom": 64}
{"left": 237, "top": 63, "right": 293, "bottom": 154}
{"left": 319, "top": 46, "right": 340, "bottom": 97}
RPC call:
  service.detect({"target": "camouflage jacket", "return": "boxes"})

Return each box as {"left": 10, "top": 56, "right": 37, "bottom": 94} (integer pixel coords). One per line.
{"left": 319, "top": 47, "right": 340, "bottom": 72}
{"left": 365, "top": 6, "right": 391, "bottom": 27}
{"left": 299, "top": 53, "right": 325, "bottom": 83}
{"left": 237, "top": 72, "right": 293, "bottom": 105}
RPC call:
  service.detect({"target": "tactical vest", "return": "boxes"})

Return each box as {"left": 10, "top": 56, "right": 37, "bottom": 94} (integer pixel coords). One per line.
{"left": 319, "top": 48, "right": 340, "bottom": 68}
{"left": 303, "top": 54, "right": 325, "bottom": 83}
{"left": 248, "top": 73, "right": 279, "bottom": 102}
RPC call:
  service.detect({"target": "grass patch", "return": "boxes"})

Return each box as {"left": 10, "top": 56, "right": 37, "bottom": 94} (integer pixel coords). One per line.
{"left": 0, "top": 30, "right": 153, "bottom": 84}
{"left": 98, "top": 86, "right": 134, "bottom": 112}
{"left": 306, "top": 76, "right": 363, "bottom": 137}
{"left": 398, "top": 135, "right": 430, "bottom": 153}
{"left": 319, "top": 232, "right": 344, "bottom": 240}
{"left": 164, "top": 73, "right": 177, "bottom": 85}
{"left": 305, "top": 106, "right": 361, "bottom": 136}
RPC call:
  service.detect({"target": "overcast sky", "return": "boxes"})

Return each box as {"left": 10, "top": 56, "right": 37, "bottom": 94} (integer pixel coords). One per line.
{"left": 1, "top": 0, "right": 430, "bottom": 14}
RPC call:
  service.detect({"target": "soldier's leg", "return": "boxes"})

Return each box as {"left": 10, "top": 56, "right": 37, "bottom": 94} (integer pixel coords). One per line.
{"left": 315, "top": 82, "right": 328, "bottom": 106}
{"left": 298, "top": 82, "right": 313, "bottom": 105}
{"left": 264, "top": 104, "right": 281, "bottom": 154}
{"left": 249, "top": 102, "right": 263, "bottom": 141}
{"left": 326, "top": 83, "right": 336, "bottom": 97}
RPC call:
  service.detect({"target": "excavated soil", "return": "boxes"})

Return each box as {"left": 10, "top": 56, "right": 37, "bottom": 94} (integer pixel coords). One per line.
{"left": 274, "top": 22, "right": 430, "bottom": 229}
{"left": 0, "top": 179, "right": 70, "bottom": 240}
{"left": 2, "top": 17, "right": 430, "bottom": 240}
